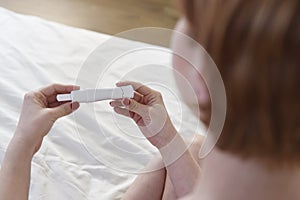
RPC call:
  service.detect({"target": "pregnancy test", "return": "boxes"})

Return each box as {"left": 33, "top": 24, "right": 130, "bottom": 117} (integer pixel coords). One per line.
{"left": 56, "top": 85, "right": 134, "bottom": 103}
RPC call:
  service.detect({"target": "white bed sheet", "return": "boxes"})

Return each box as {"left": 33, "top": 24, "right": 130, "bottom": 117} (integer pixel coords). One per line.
{"left": 0, "top": 7, "right": 204, "bottom": 200}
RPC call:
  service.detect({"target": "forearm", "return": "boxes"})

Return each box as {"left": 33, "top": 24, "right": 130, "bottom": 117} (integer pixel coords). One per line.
{"left": 0, "top": 84, "right": 78, "bottom": 200}
{"left": 0, "top": 136, "right": 34, "bottom": 200}
{"left": 158, "top": 127, "right": 201, "bottom": 198}
{"left": 122, "top": 155, "right": 166, "bottom": 200}
{"left": 164, "top": 149, "right": 200, "bottom": 198}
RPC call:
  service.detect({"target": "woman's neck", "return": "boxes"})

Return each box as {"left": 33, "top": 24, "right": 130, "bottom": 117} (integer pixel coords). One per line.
{"left": 194, "top": 148, "right": 300, "bottom": 200}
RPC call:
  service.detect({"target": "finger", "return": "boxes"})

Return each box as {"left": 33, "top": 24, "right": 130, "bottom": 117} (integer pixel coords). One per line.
{"left": 133, "top": 91, "right": 144, "bottom": 103}
{"left": 47, "top": 94, "right": 71, "bottom": 104}
{"left": 113, "top": 106, "right": 144, "bottom": 125}
{"left": 109, "top": 92, "right": 143, "bottom": 107}
{"left": 48, "top": 101, "right": 65, "bottom": 108}
{"left": 109, "top": 100, "right": 123, "bottom": 107}
{"left": 40, "top": 84, "right": 80, "bottom": 97}
{"left": 50, "top": 102, "right": 80, "bottom": 119}
{"left": 47, "top": 94, "right": 60, "bottom": 104}
{"left": 122, "top": 98, "right": 148, "bottom": 117}
{"left": 132, "top": 112, "right": 144, "bottom": 125}
{"left": 113, "top": 107, "right": 131, "bottom": 117}
{"left": 71, "top": 102, "right": 80, "bottom": 111}
{"left": 116, "top": 81, "right": 154, "bottom": 96}
{"left": 47, "top": 85, "right": 80, "bottom": 104}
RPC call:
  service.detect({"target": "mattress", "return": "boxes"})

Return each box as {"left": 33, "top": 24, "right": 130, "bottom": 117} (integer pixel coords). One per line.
{"left": 0, "top": 7, "right": 204, "bottom": 199}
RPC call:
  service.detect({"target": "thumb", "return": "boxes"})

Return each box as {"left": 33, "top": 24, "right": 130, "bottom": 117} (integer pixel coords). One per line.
{"left": 51, "top": 102, "right": 79, "bottom": 119}
{"left": 123, "top": 98, "right": 148, "bottom": 117}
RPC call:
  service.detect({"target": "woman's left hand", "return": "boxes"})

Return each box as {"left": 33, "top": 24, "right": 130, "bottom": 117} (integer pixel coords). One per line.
{"left": 110, "top": 81, "right": 178, "bottom": 149}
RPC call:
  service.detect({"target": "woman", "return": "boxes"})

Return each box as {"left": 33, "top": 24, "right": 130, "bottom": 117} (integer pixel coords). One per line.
{"left": 1, "top": 0, "right": 299, "bottom": 200}
{"left": 119, "top": 0, "right": 300, "bottom": 199}
{"left": 0, "top": 84, "right": 80, "bottom": 199}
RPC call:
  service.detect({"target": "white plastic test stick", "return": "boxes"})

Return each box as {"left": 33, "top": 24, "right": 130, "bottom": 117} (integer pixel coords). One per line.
{"left": 56, "top": 85, "right": 134, "bottom": 103}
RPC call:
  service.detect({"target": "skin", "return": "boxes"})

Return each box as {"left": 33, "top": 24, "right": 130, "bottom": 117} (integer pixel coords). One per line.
{"left": 0, "top": 3, "right": 207, "bottom": 200}
{"left": 1, "top": 5, "right": 299, "bottom": 200}
{"left": 116, "top": 18, "right": 207, "bottom": 200}
{"left": 172, "top": 17, "right": 300, "bottom": 200}
{"left": 0, "top": 81, "right": 201, "bottom": 200}
{"left": 0, "top": 84, "right": 80, "bottom": 200}
{"left": 110, "top": 81, "right": 201, "bottom": 199}
{"left": 121, "top": 15, "right": 300, "bottom": 200}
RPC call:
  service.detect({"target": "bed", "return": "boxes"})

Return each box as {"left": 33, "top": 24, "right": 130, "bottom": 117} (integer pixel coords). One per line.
{"left": 0, "top": 7, "right": 204, "bottom": 199}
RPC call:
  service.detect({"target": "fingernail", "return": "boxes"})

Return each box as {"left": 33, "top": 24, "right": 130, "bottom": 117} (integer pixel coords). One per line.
{"left": 122, "top": 98, "right": 130, "bottom": 106}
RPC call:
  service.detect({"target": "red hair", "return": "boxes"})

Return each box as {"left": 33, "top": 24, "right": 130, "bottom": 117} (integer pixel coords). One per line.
{"left": 181, "top": 0, "right": 300, "bottom": 167}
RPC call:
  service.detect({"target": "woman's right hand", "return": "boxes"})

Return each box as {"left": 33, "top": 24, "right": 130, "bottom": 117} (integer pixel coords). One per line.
{"left": 14, "top": 84, "right": 80, "bottom": 156}
{"left": 110, "top": 81, "right": 178, "bottom": 149}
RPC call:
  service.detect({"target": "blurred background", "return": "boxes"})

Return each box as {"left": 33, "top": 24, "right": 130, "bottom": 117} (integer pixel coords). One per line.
{"left": 0, "top": 0, "right": 179, "bottom": 34}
